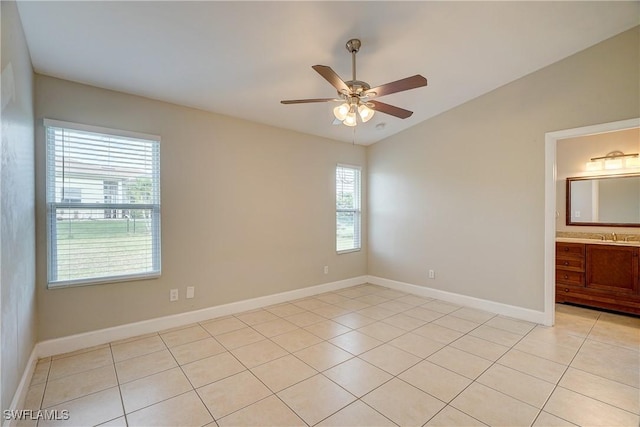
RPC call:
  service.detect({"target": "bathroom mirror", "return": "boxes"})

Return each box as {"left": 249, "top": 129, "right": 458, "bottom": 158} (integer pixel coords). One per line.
{"left": 566, "top": 173, "right": 640, "bottom": 227}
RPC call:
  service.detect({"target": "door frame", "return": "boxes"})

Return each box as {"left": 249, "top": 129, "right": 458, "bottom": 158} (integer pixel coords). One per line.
{"left": 544, "top": 117, "right": 640, "bottom": 326}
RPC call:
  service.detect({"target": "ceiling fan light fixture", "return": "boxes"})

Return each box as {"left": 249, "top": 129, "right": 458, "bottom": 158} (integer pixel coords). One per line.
{"left": 343, "top": 111, "right": 357, "bottom": 127}
{"left": 358, "top": 104, "right": 375, "bottom": 122}
{"left": 333, "top": 103, "right": 350, "bottom": 121}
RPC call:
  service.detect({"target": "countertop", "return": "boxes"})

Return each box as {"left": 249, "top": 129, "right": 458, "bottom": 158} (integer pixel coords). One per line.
{"left": 556, "top": 237, "right": 640, "bottom": 247}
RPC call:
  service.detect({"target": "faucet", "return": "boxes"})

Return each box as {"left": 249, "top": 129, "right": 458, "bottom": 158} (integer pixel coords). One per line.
{"left": 612, "top": 232, "right": 617, "bottom": 242}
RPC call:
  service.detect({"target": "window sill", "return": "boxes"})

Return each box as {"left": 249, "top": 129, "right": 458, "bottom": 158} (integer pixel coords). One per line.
{"left": 48, "top": 271, "right": 161, "bottom": 289}
{"left": 337, "top": 248, "right": 361, "bottom": 255}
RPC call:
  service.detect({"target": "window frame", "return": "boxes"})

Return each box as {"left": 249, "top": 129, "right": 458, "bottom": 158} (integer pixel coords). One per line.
{"left": 44, "top": 119, "right": 162, "bottom": 288}
{"left": 336, "top": 163, "right": 362, "bottom": 254}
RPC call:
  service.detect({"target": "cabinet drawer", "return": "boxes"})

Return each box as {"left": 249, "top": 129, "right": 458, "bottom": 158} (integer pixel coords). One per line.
{"left": 556, "top": 242, "right": 585, "bottom": 258}
{"left": 555, "top": 257, "right": 584, "bottom": 271}
{"left": 556, "top": 284, "right": 584, "bottom": 295}
{"left": 556, "top": 270, "right": 584, "bottom": 286}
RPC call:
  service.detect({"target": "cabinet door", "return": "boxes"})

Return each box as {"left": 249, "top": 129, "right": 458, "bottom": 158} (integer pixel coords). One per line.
{"left": 586, "top": 245, "right": 639, "bottom": 295}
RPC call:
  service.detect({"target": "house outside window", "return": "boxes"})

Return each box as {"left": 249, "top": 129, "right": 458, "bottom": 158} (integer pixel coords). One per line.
{"left": 336, "top": 164, "right": 361, "bottom": 253}
{"left": 103, "top": 180, "right": 118, "bottom": 218}
{"left": 45, "top": 119, "right": 161, "bottom": 287}
{"left": 61, "top": 187, "right": 81, "bottom": 203}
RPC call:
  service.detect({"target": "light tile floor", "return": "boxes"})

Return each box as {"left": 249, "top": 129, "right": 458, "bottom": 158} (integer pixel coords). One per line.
{"left": 20, "top": 284, "right": 640, "bottom": 426}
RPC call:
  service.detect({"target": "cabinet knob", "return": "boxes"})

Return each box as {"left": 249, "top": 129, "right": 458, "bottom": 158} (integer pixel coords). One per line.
{"left": 564, "top": 275, "right": 569, "bottom": 279}
{"left": 563, "top": 261, "right": 569, "bottom": 266}
{"left": 565, "top": 288, "right": 569, "bottom": 292}
{"left": 564, "top": 247, "right": 569, "bottom": 251}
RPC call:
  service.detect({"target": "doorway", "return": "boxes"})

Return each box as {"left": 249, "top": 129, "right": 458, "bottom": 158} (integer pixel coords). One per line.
{"left": 544, "top": 118, "right": 640, "bottom": 326}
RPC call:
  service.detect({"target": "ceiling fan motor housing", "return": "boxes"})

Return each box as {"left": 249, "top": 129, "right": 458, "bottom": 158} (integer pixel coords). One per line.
{"left": 343, "top": 80, "right": 371, "bottom": 97}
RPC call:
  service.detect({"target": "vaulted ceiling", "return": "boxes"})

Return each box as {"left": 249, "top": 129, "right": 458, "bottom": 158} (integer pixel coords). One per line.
{"left": 16, "top": 1, "right": 639, "bottom": 145}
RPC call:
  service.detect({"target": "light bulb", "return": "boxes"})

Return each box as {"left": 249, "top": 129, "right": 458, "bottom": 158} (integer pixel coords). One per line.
{"left": 333, "top": 103, "right": 349, "bottom": 121}
{"left": 343, "top": 111, "right": 357, "bottom": 127}
{"left": 625, "top": 156, "right": 640, "bottom": 168}
{"left": 585, "top": 160, "right": 602, "bottom": 171}
{"left": 604, "top": 158, "right": 623, "bottom": 170}
{"left": 358, "top": 104, "right": 375, "bottom": 122}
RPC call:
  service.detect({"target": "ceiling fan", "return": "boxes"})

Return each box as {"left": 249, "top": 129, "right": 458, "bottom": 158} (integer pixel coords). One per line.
{"left": 281, "top": 38, "right": 428, "bottom": 127}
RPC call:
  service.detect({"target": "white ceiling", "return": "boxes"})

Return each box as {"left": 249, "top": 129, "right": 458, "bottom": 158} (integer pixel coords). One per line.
{"left": 16, "top": 1, "right": 639, "bottom": 145}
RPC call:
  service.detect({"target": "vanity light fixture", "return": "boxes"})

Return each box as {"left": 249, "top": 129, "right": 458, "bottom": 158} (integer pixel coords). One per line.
{"left": 585, "top": 150, "right": 640, "bottom": 171}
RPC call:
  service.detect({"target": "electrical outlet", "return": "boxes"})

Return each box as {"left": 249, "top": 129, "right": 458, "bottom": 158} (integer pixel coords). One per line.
{"left": 170, "top": 289, "right": 179, "bottom": 302}
{"left": 324, "top": 266, "right": 329, "bottom": 274}
{"left": 428, "top": 269, "right": 435, "bottom": 279}
{"left": 186, "top": 286, "right": 195, "bottom": 299}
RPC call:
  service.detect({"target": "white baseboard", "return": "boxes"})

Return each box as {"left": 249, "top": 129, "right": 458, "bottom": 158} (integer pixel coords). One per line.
{"left": 36, "top": 275, "right": 368, "bottom": 358}
{"left": 3, "top": 348, "right": 38, "bottom": 427}
{"left": 367, "top": 275, "right": 547, "bottom": 325}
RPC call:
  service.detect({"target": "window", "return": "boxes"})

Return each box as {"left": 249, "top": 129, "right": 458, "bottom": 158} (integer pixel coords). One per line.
{"left": 45, "top": 119, "right": 161, "bottom": 287}
{"left": 336, "top": 164, "right": 361, "bottom": 253}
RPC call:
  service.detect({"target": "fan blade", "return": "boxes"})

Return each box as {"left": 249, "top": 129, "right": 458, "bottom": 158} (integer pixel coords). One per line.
{"left": 312, "top": 65, "right": 350, "bottom": 94}
{"left": 365, "top": 75, "right": 427, "bottom": 98}
{"left": 281, "top": 98, "right": 336, "bottom": 104}
{"left": 369, "top": 101, "right": 413, "bottom": 119}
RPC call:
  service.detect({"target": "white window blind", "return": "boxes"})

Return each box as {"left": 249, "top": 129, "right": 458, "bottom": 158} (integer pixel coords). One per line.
{"left": 336, "top": 164, "right": 361, "bottom": 253}
{"left": 45, "top": 119, "right": 161, "bottom": 287}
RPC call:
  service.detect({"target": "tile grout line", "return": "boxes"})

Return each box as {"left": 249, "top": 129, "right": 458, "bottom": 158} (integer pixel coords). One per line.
{"left": 215, "top": 287, "right": 477, "bottom": 425}
{"left": 200, "top": 309, "right": 372, "bottom": 425}
{"left": 212, "top": 285, "right": 399, "bottom": 426}
{"left": 288, "top": 296, "right": 393, "bottom": 426}
{"left": 33, "top": 360, "right": 52, "bottom": 427}
{"left": 396, "top": 307, "right": 563, "bottom": 425}
{"left": 208, "top": 328, "right": 313, "bottom": 426}
{"left": 197, "top": 315, "right": 313, "bottom": 426}
{"left": 542, "top": 312, "right": 640, "bottom": 418}
{"left": 118, "top": 335, "right": 178, "bottom": 420}
{"left": 169, "top": 322, "right": 238, "bottom": 425}
{"left": 408, "top": 309, "right": 515, "bottom": 426}
{"left": 461, "top": 324, "right": 554, "bottom": 426}
{"left": 529, "top": 309, "right": 601, "bottom": 426}
{"left": 303, "top": 292, "right": 490, "bottom": 426}
{"left": 108, "top": 343, "right": 129, "bottom": 427}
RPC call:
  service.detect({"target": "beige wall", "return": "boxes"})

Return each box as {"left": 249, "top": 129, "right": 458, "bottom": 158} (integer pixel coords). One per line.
{"left": 1, "top": 0, "right": 37, "bottom": 412}
{"left": 367, "top": 27, "right": 639, "bottom": 311}
{"left": 556, "top": 127, "right": 640, "bottom": 232}
{"left": 35, "top": 76, "right": 367, "bottom": 340}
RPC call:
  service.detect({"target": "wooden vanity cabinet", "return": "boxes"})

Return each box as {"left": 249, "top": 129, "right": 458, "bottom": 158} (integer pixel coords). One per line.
{"left": 556, "top": 242, "right": 640, "bottom": 315}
